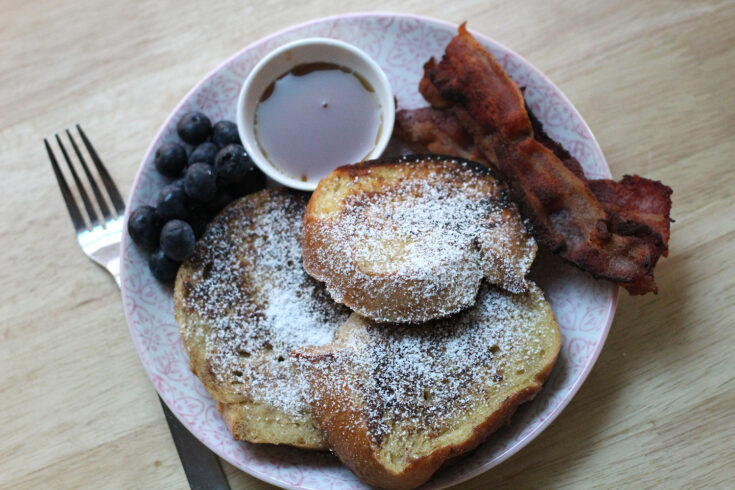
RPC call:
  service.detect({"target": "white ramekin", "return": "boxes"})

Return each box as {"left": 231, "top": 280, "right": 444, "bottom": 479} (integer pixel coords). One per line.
{"left": 236, "top": 38, "right": 395, "bottom": 191}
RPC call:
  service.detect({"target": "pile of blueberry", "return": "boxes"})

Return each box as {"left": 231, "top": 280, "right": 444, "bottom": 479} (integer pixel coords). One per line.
{"left": 128, "top": 112, "right": 265, "bottom": 282}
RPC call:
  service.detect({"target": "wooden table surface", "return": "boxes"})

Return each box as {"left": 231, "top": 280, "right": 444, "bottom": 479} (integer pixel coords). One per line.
{"left": 2, "top": 0, "right": 734, "bottom": 488}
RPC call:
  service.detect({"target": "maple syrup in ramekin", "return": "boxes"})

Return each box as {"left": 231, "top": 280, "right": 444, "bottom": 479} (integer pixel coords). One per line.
{"left": 254, "top": 62, "right": 381, "bottom": 182}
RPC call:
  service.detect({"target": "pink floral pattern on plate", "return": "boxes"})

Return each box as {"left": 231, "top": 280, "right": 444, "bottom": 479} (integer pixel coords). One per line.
{"left": 120, "top": 13, "right": 618, "bottom": 489}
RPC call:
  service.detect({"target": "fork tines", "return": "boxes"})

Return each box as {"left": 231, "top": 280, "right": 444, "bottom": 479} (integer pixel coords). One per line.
{"left": 45, "top": 125, "right": 126, "bottom": 231}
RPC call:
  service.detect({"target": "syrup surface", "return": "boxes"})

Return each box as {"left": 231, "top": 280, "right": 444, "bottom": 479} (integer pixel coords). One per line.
{"left": 254, "top": 62, "right": 381, "bottom": 182}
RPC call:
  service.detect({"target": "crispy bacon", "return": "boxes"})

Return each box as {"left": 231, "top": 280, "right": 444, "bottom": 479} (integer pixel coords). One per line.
{"left": 589, "top": 177, "right": 672, "bottom": 250}
{"left": 527, "top": 107, "right": 673, "bottom": 255}
{"left": 394, "top": 107, "right": 485, "bottom": 162}
{"left": 397, "top": 106, "right": 662, "bottom": 230}
{"left": 526, "top": 105, "right": 587, "bottom": 180}
{"left": 397, "top": 24, "right": 672, "bottom": 294}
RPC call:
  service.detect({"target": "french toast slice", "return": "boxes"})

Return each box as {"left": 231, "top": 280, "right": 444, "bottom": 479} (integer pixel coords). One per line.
{"left": 302, "top": 154, "right": 537, "bottom": 323}
{"left": 174, "top": 188, "right": 350, "bottom": 449}
{"left": 295, "top": 283, "right": 561, "bottom": 489}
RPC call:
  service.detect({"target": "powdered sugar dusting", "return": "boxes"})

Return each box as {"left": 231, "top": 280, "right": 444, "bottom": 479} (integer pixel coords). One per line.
{"left": 179, "top": 189, "right": 349, "bottom": 417}
{"left": 305, "top": 156, "right": 536, "bottom": 322}
{"left": 308, "top": 282, "right": 557, "bottom": 448}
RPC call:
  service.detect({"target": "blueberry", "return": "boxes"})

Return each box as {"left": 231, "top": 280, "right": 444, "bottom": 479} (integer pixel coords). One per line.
{"left": 184, "top": 163, "right": 217, "bottom": 202}
{"left": 149, "top": 248, "right": 180, "bottom": 282}
{"left": 154, "top": 142, "right": 187, "bottom": 177}
{"left": 160, "top": 219, "right": 196, "bottom": 261}
{"left": 188, "top": 142, "right": 218, "bottom": 166}
{"left": 177, "top": 111, "right": 212, "bottom": 145}
{"left": 128, "top": 206, "right": 163, "bottom": 249}
{"left": 206, "top": 189, "right": 235, "bottom": 214}
{"left": 228, "top": 171, "right": 265, "bottom": 198}
{"left": 171, "top": 178, "right": 186, "bottom": 193}
{"left": 214, "top": 144, "right": 257, "bottom": 184}
{"left": 188, "top": 209, "right": 211, "bottom": 238}
{"left": 212, "top": 120, "right": 240, "bottom": 147}
{"left": 157, "top": 182, "right": 188, "bottom": 221}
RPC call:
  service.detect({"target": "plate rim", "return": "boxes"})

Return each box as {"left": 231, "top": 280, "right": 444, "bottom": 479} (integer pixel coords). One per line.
{"left": 120, "top": 11, "right": 619, "bottom": 489}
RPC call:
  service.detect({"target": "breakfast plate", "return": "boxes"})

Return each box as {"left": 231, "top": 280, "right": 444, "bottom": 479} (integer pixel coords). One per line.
{"left": 120, "top": 13, "right": 618, "bottom": 489}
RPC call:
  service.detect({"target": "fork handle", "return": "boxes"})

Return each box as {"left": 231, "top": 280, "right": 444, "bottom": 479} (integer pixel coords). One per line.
{"left": 159, "top": 397, "right": 231, "bottom": 490}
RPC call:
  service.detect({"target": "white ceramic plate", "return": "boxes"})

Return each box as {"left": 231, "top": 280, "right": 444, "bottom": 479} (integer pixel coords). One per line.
{"left": 121, "top": 13, "right": 617, "bottom": 489}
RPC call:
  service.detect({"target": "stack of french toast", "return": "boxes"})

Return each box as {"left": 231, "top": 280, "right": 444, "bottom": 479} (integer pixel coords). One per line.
{"left": 174, "top": 152, "right": 561, "bottom": 489}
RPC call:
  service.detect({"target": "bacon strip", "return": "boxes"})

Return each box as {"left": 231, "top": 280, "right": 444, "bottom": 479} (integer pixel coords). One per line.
{"left": 394, "top": 107, "right": 485, "bottom": 162}
{"left": 395, "top": 106, "right": 672, "bottom": 293}
{"left": 526, "top": 105, "right": 587, "bottom": 180}
{"left": 527, "top": 108, "right": 672, "bottom": 256}
{"left": 399, "top": 24, "right": 672, "bottom": 294}
{"left": 397, "top": 107, "right": 661, "bottom": 229}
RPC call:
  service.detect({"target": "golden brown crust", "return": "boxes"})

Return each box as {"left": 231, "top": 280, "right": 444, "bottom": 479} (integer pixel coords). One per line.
{"left": 174, "top": 189, "right": 348, "bottom": 449}
{"left": 296, "top": 284, "right": 561, "bottom": 489}
{"left": 305, "top": 357, "right": 558, "bottom": 489}
{"left": 302, "top": 154, "right": 537, "bottom": 323}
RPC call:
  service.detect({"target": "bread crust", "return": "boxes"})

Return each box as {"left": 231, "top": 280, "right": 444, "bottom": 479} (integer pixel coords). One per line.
{"left": 303, "top": 352, "right": 557, "bottom": 489}
{"left": 174, "top": 189, "right": 349, "bottom": 449}
{"left": 302, "top": 154, "right": 537, "bottom": 324}
{"left": 296, "top": 284, "right": 561, "bottom": 489}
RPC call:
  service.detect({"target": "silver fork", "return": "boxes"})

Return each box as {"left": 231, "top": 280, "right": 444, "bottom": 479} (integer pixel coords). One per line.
{"left": 45, "top": 125, "right": 230, "bottom": 490}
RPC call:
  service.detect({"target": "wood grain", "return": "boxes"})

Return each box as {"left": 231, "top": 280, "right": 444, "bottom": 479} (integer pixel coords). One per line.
{"left": 1, "top": 0, "right": 733, "bottom": 488}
